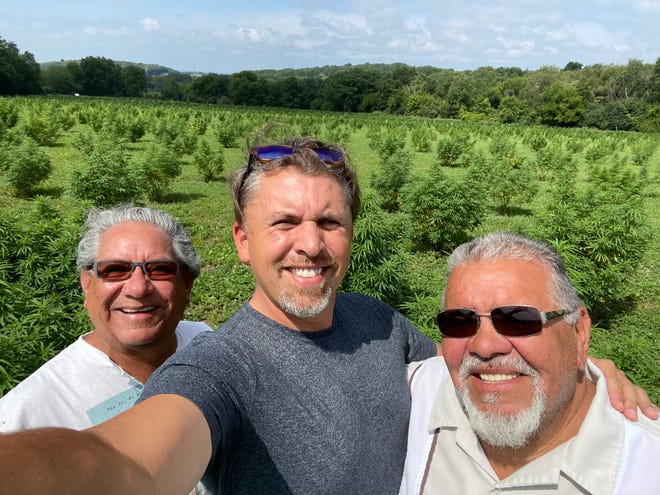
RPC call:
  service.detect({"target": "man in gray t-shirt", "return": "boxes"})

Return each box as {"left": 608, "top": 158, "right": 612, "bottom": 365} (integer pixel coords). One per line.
{"left": 145, "top": 293, "right": 435, "bottom": 494}
{"left": 137, "top": 138, "right": 437, "bottom": 493}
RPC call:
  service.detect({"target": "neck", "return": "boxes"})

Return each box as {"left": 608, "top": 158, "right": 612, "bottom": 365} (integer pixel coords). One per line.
{"left": 84, "top": 332, "right": 178, "bottom": 384}
{"left": 483, "top": 378, "right": 597, "bottom": 479}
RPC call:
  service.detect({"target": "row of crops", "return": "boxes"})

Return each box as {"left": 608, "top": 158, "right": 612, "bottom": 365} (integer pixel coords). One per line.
{"left": 0, "top": 96, "right": 658, "bottom": 401}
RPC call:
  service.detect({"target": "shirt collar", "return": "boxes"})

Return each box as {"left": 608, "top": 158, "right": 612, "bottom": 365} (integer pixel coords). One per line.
{"left": 427, "top": 359, "right": 624, "bottom": 493}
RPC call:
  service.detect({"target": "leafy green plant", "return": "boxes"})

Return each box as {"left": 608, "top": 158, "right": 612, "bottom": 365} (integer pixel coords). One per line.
{"left": 18, "top": 110, "right": 60, "bottom": 146}
{"left": 401, "top": 165, "right": 485, "bottom": 252}
{"left": 139, "top": 143, "right": 183, "bottom": 201}
{"left": 69, "top": 140, "right": 142, "bottom": 205}
{"left": 535, "top": 163, "right": 650, "bottom": 320}
{"left": 468, "top": 152, "right": 537, "bottom": 213}
{"left": 0, "top": 138, "right": 52, "bottom": 197}
{"left": 436, "top": 134, "right": 465, "bottom": 167}
{"left": 410, "top": 124, "right": 434, "bottom": 152}
{"left": 341, "top": 193, "right": 410, "bottom": 308}
{"left": 370, "top": 149, "right": 411, "bottom": 212}
{"left": 0, "top": 199, "right": 88, "bottom": 394}
{"left": 194, "top": 139, "right": 225, "bottom": 182}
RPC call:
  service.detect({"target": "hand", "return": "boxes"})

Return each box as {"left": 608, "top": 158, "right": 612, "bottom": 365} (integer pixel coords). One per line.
{"left": 590, "top": 356, "right": 659, "bottom": 421}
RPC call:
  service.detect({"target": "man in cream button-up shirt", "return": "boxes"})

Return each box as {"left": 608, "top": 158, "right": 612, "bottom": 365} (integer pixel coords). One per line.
{"left": 400, "top": 232, "right": 660, "bottom": 495}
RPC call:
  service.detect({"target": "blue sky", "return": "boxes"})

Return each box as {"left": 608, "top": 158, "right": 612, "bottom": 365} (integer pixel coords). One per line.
{"left": 1, "top": 0, "right": 658, "bottom": 73}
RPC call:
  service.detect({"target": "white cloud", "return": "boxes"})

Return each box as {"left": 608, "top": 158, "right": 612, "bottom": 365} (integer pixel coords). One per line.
{"left": 632, "top": 0, "right": 660, "bottom": 12}
{"left": 140, "top": 18, "right": 160, "bottom": 32}
{"left": 82, "top": 26, "right": 130, "bottom": 37}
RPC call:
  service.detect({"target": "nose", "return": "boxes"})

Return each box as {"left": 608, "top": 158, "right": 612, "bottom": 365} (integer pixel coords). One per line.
{"left": 466, "top": 314, "right": 513, "bottom": 359}
{"left": 123, "top": 265, "right": 153, "bottom": 297}
{"left": 294, "top": 222, "right": 325, "bottom": 258}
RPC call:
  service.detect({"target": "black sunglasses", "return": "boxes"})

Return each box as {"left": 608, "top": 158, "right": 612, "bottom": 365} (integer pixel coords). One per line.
{"left": 435, "top": 305, "right": 576, "bottom": 338}
{"left": 239, "top": 144, "right": 345, "bottom": 193}
{"left": 89, "top": 260, "right": 180, "bottom": 281}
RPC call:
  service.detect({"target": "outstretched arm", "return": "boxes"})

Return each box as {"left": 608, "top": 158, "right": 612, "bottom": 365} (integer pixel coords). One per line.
{"left": 589, "top": 356, "right": 658, "bottom": 421}
{"left": 0, "top": 394, "right": 212, "bottom": 494}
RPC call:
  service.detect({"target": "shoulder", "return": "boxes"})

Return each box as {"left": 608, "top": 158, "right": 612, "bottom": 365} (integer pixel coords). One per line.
{"left": 2, "top": 338, "right": 93, "bottom": 394}
{"left": 408, "top": 356, "right": 450, "bottom": 385}
{"left": 175, "top": 320, "right": 213, "bottom": 348}
{"left": 335, "top": 292, "right": 399, "bottom": 319}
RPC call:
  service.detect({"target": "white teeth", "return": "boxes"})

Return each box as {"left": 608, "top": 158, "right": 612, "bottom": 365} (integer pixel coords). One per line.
{"left": 479, "top": 373, "right": 518, "bottom": 382}
{"left": 290, "top": 268, "right": 322, "bottom": 278}
{"left": 121, "top": 307, "right": 156, "bottom": 313}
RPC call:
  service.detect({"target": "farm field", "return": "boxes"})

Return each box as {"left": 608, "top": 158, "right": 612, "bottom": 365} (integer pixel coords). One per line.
{"left": 0, "top": 96, "right": 658, "bottom": 402}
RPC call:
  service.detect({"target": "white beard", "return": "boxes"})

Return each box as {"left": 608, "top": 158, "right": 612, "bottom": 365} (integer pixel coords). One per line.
{"left": 278, "top": 284, "right": 333, "bottom": 319}
{"left": 457, "top": 355, "right": 547, "bottom": 448}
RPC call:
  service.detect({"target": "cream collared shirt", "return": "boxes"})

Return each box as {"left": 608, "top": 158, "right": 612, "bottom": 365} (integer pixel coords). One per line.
{"left": 400, "top": 357, "right": 660, "bottom": 495}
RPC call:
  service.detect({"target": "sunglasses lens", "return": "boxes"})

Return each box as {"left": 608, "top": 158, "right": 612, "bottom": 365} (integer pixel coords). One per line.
{"left": 436, "top": 309, "right": 479, "bottom": 338}
{"left": 94, "top": 261, "right": 134, "bottom": 280}
{"left": 315, "top": 148, "right": 344, "bottom": 165}
{"left": 491, "top": 306, "right": 542, "bottom": 336}
{"left": 94, "top": 261, "right": 179, "bottom": 281}
{"left": 251, "top": 145, "right": 344, "bottom": 165}
{"left": 252, "top": 145, "right": 294, "bottom": 161}
{"left": 145, "top": 261, "right": 179, "bottom": 280}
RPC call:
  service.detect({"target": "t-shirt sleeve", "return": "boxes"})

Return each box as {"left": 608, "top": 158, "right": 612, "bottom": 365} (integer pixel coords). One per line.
{"left": 398, "top": 312, "right": 438, "bottom": 363}
{"left": 138, "top": 333, "right": 246, "bottom": 462}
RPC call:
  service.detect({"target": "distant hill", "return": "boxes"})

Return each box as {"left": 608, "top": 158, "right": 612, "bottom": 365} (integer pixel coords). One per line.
{"left": 40, "top": 59, "right": 425, "bottom": 79}
{"left": 40, "top": 59, "right": 199, "bottom": 78}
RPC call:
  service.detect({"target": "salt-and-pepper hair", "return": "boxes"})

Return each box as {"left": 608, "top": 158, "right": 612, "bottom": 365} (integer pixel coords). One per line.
{"left": 228, "top": 137, "right": 360, "bottom": 227}
{"left": 76, "top": 204, "right": 201, "bottom": 278}
{"left": 442, "top": 231, "right": 583, "bottom": 324}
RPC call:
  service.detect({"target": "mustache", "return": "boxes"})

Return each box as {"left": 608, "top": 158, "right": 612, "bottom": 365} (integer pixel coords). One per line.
{"left": 458, "top": 354, "right": 539, "bottom": 381}
{"left": 276, "top": 255, "right": 339, "bottom": 271}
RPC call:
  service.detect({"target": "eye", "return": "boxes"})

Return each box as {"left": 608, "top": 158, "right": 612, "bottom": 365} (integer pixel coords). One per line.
{"left": 318, "top": 218, "right": 341, "bottom": 230}
{"left": 272, "top": 216, "right": 299, "bottom": 229}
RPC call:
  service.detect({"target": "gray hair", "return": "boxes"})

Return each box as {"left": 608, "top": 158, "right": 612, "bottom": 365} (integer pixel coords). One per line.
{"left": 76, "top": 205, "right": 201, "bottom": 278}
{"left": 442, "top": 231, "right": 583, "bottom": 325}
{"left": 228, "top": 137, "right": 360, "bottom": 226}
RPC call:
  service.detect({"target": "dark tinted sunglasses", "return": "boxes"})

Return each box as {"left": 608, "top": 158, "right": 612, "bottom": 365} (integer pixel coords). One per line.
{"left": 435, "top": 305, "right": 576, "bottom": 338}
{"left": 89, "top": 260, "right": 180, "bottom": 281}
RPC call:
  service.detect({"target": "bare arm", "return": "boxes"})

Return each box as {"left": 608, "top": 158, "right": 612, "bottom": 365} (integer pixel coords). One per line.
{"left": 0, "top": 394, "right": 212, "bottom": 494}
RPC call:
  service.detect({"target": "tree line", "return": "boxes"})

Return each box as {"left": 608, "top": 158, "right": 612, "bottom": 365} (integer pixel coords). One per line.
{"left": 1, "top": 36, "right": 659, "bottom": 132}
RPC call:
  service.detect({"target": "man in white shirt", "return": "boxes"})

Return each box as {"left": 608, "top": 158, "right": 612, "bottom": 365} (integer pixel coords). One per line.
{"left": 401, "top": 231, "right": 660, "bottom": 495}
{"left": 0, "top": 205, "right": 211, "bottom": 431}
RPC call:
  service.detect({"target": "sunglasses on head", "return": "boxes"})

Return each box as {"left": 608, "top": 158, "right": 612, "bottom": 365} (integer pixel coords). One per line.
{"left": 435, "top": 305, "right": 576, "bottom": 338}
{"left": 249, "top": 145, "right": 344, "bottom": 165}
{"left": 240, "top": 144, "right": 345, "bottom": 191}
{"left": 89, "top": 260, "right": 180, "bottom": 281}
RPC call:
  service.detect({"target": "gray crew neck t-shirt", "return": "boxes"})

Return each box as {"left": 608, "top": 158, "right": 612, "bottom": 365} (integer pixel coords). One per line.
{"left": 142, "top": 292, "right": 437, "bottom": 495}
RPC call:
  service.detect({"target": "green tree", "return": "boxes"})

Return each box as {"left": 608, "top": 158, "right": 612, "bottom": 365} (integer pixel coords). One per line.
{"left": 319, "top": 68, "right": 381, "bottom": 112}
{"left": 121, "top": 65, "right": 148, "bottom": 97}
{"left": 539, "top": 83, "right": 585, "bottom": 127}
{"left": 76, "top": 56, "right": 123, "bottom": 96}
{"left": 188, "top": 73, "right": 230, "bottom": 103}
{"left": 228, "top": 71, "right": 267, "bottom": 105}
{"left": 159, "top": 77, "right": 185, "bottom": 100}
{"left": 0, "top": 37, "right": 42, "bottom": 94}
{"left": 41, "top": 64, "right": 77, "bottom": 94}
